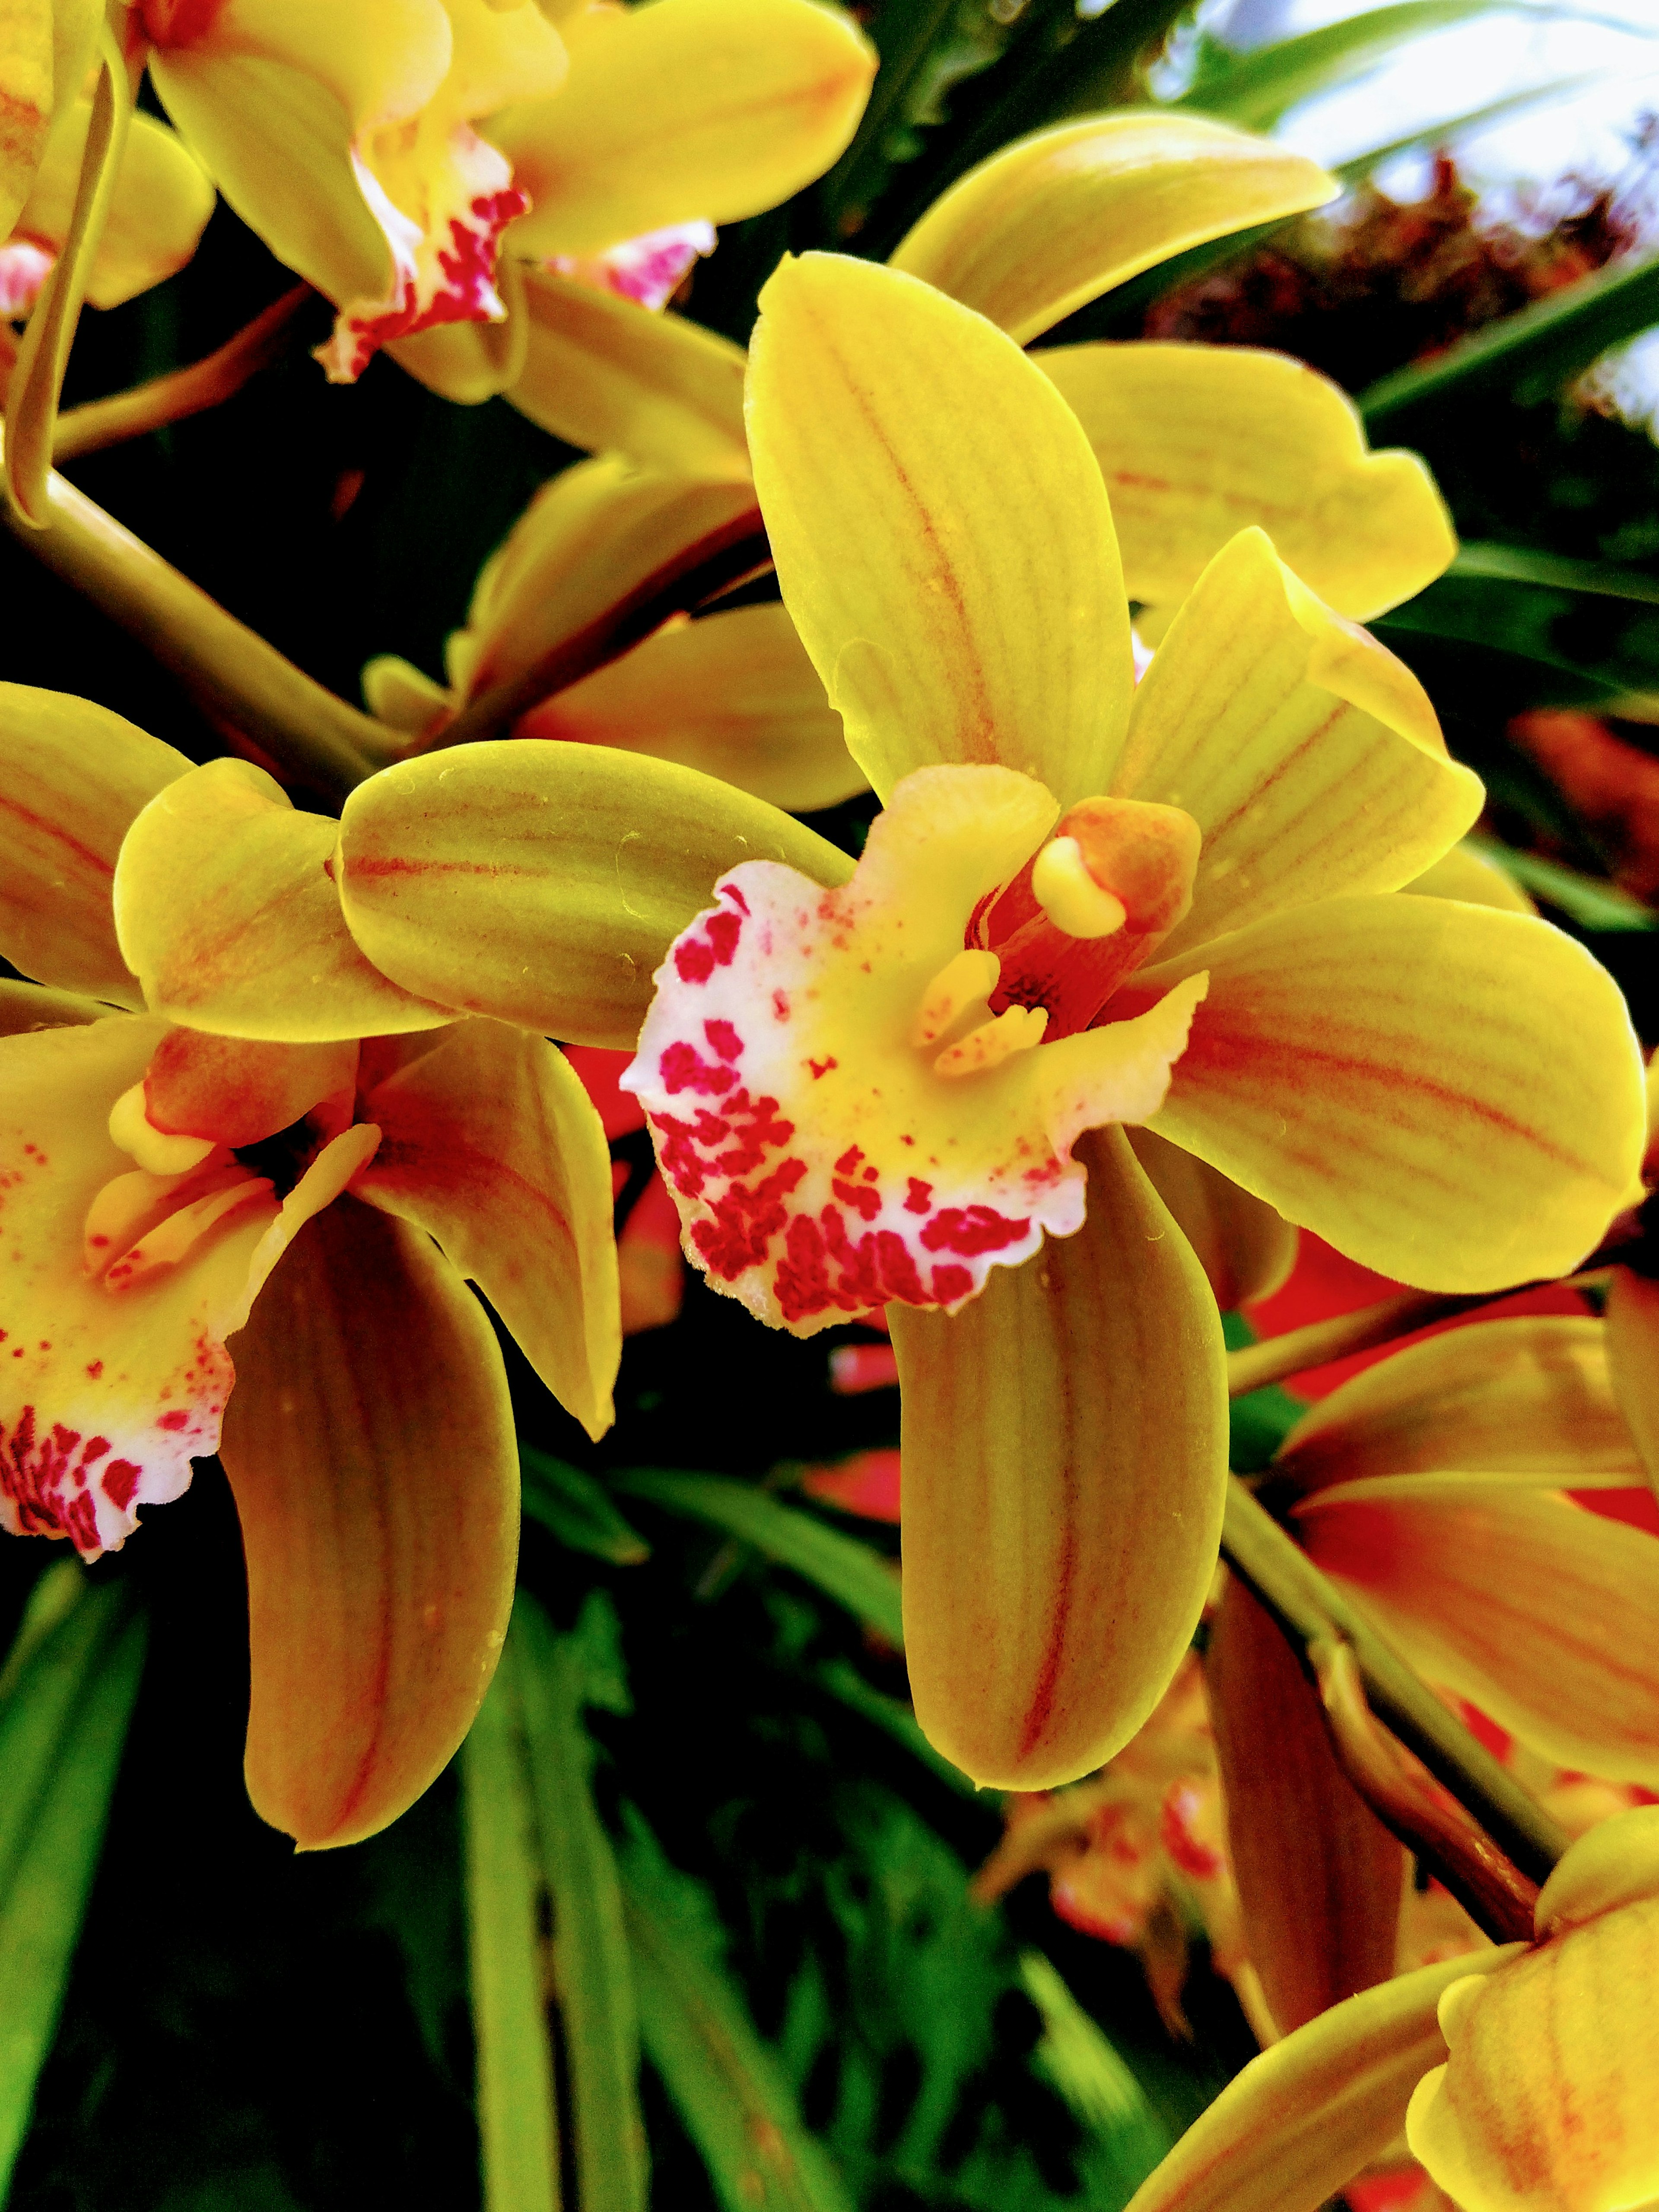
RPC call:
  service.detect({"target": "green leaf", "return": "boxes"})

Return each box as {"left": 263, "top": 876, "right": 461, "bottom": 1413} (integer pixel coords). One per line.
{"left": 1018, "top": 1951, "right": 1171, "bottom": 2179}
{"left": 1464, "top": 835, "right": 1657, "bottom": 931}
{"left": 520, "top": 1449, "right": 649, "bottom": 1567}
{"left": 620, "top": 1818, "right": 856, "bottom": 2212}
{"left": 0, "top": 1566, "right": 146, "bottom": 2198}
{"left": 1359, "top": 251, "right": 1659, "bottom": 426}
{"left": 461, "top": 1654, "right": 561, "bottom": 2212}
{"left": 512, "top": 1595, "right": 648, "bottom": 2212}
{"left": 610, "top": 1471, "right": 903, "bottom": 1648}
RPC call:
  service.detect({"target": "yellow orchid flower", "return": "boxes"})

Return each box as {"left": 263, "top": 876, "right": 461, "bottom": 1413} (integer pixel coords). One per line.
{"left": 133, "top": 0, "right": 568, "bottom": 382}
{"left": 0, "top": 686, "right": 621, "bottom": 1848}
{"left": 509, "top": 109, "right": 1456, "bottom": 626}
{"left": 1120, "top": 1806, "right": 1659, "bottom": 2212}
{"left": 314, "top": 254, "right": 1643, "bottom": 1800}
{"left": 388, "top": 0, "right": 877, "bottom": 402}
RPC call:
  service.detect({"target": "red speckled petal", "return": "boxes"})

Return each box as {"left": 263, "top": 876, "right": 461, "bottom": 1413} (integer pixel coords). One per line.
{"left": 219, "top": 1194, "right": 518, "bottom": 1850}
{"left": 623, "top": 765, "right": 1204, "bottom": 1335}
{"left": 354, "top": 1018, "right": 621, "bottom": 1440}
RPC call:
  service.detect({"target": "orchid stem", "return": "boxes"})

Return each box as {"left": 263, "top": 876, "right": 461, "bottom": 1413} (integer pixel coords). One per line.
{"left": 1220, "top": 1478, "right": 1568, "bottom": 1905}
{"left": 51, "top": 284, "right": 314, "bottom": 462}
{"left": 0, "top": 441, "right": 394, "bottom": 799}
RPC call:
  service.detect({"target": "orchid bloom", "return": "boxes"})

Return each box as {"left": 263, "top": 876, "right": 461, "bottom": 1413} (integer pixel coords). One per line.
{"left": 388, "top": 0, "right": 876, "bottom": 403}
{"left": 507, "top": 110, "right": 1457, "bottom": 630}
{"left": 0, "top": 686, "right": 620, "bottom": 1848}
{"left": 130, "top": 0, "right": 569, "bottom": 383}
{"left": 323, "top": 252, "right": 1643, "bottom": 1801}
{"left": 1121, "top": 1806, "right": 1659, "bottom": 2212}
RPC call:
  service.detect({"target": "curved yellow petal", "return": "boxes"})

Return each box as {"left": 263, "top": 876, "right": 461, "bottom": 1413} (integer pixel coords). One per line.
{"left": 1126, "top": 1126, "right": 1296, "bottom": 1311}
{"left": 525, "top": 604, "right": 863, "bottom": 812}
{"left": 384, "top": 249, "right": 529, "bottom": 402}
{"left": 113, "top": 758, "right": 454, "bottom": 1042}
{"left": 145, "top": 0, "right": 454, "bottom": 125}
{"left": 889, "top": 113, "right": 1335, "bottom": 348}
{"left": 336, "top": 740, "right": 853, "bottom": 1048}
{"left": 453, "top": 454, "right": 759, "bottom": 706}
{"left": 492, "top": 0, "right": 875, "bottom": 258}
{"left": 1123, "top": 1951, "right": 1520, "bottom": 2212}
{"left": 1535, "top": 1802, "right": 1659, "bottom": 1935}
{"left": 1297, "top": 1482, "right": 1659, "bottom": 1787}
{"left": 509, "top": 269, "right": 748, "bottom": 477}
{"left": 891, "top": 1126, "right": 1227, "bottom": 1789}
{"left": 1036, "top": 342, "right": 1456, "bottom": 620}
{"left": 1141, "top": 895, "right": 1645, "bottom": 1292}
{"left": 220, "top": 1194, "right": 518, "bottom": 1849}
{"left": 353, "top": 1018, "right": 621, "bottom": 1440}
{"left": 1208, "top": 1577, "right": 1404, "bottom": 2036}
{"left": 748, "top": 251, "right": 1131, "bottom": 804}
{"left": 0, "top": 1, "right": 55, "bottom": 236}
{"left": 1405, "top": 840, "right": 1538, "bottom": 914}
{"left": 1116, "top": 529, "right": 1482, "bottom": 963}
{"left": 1606, "top": 1265, "right": 1659, "bottom": 1497}
{"left": 1277, "top": 1316, "right": 1643, "bottom": 1494}
{"left": 16, "top": 105, "right": 215, "bottom": 307}
{"left": 0, "top": 683, "right": 190, "bottom": 1007}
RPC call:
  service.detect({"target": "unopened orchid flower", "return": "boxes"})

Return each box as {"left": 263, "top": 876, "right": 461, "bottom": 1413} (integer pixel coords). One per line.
{"left": 0, "top": 687, "right": 621, "bottom": 1849}
{"left": 321, "top": 254, "right": 1644, "bottom": 1804}
{"left": 1122, "top": 1805, "right": 1659, "bottom": 2212}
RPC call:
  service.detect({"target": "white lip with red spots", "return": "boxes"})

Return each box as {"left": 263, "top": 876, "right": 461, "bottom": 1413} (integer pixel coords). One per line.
{"left": 621, "top": 766, "right": 1208, "bottom": 1337}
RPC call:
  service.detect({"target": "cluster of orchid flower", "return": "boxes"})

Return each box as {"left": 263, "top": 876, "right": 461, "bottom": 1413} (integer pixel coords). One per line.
{"left": 1, "top": 4, "right": 1656, "bottom": 2209}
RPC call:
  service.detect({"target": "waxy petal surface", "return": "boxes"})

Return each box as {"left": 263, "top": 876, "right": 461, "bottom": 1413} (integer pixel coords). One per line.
{"left": 747, "top": 252, "right": 1133, "bottom": 804}
{"left": 525, "top": 604, "right": 862, "bottom": 813}
{"left": 354, "top": 1019, "right": 621, "bottom": 1440}
{"left": 1296, "top": 1482, "right": 1659, "bottom": 1786}
{"left": 1116, "top": 529, "right": 1481, "bottom": 963}
{"left": 1125, "top": 1127, "right": 1296, "bottom": 1312}
{"left": 0, "top": 683, "right": 189, "bottom": 1006}
{"left": 1405, "top": 841, "right": 1537, "bottom": 913}
{"left": 1142, "top": 895, "right": 1645, "bottom": 1292}
{"left": 143, "top": 0, "right": 454, "bottom": 134}
{"left": 0, "top": 0, "right": 55, "bottom": 236}
{"left": 337, "top": 740, "right": 853, "bottom": 1049}
{"left": 1208, "top": 1577, "right": 1405, "bottom": 2036}
{"left": 1036, "top": 342, "right": 1455, "bottom": 620}
{"left": 1122, "top": 1951, "right": 1520, "bottom": 2212}
{"left": 1606, "top": 1265, "right": 1659, "bottom": 1495}
{"left": 892, "top": 1128, "right": 1227, "bottom": 1788}
{"left": 623, "top": 768, "right": 1205, "bottom": 1334}
{"left": 220, "top": 1195, "right": 517, "bottom": 1850}
{"left": 114, "top": 758, "right": 453, "bottom": 1042}
{"left": 511, "top": 271, "right": 749, "bottom": 478}
{"left": 1277, "top": 1316, "right": 1643, "bottom": 1494}
{"left": 492, "top": 0, "right": 875, "bottom": 258}
{"left": 15, "top": 106, "right": 216, "bottom": 309}
{"left": 888, "top": 113, "right": 1335, "bottom": 346}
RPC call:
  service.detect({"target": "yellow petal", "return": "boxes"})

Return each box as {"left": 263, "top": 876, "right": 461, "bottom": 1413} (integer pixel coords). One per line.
{"left": 353, "top": 1018, "right": 621, "bottom": 1439}
{"left": 1277, "top": 1316, "right": 1644, "bottom": 1494}
{"left": 748, "top": 251, "right": 1131, "bottom": 803}
{"left": 0, "top": 978, "right": 105, "bottom": 1035}
{"left": 15, "top": 105, "right": 215, "bottom": 307}
{"left": 1208, "top": 1576, "right": 1405, "bottom": 2036}
{"left": 113, "top": 758, "right": 454, "bottom": 1042}
{"left": 1407, "top": 1894, "right": 1659, "bottom": 2212}
{"left": 490, "top": 0, "right": 875, "bottom": 258}
{"left": 384, "top": 270, "right": 528, "bottom": 403}
{"left": 454, "top": 454, "right": 759, "bottom": 706}
{"left": 146, "top": 0, "right": 454, "bottom": 130}
{"left": 1405, "top": 840, "right": 1538, "bottom": 914}
{"left": 1036, "top": 341, "right": 1456, "bottom": 620}
{"left": 1534, "top": 1801, "right": 1659, "bottom": 1935}
{"left": 361, "top": 653, "right": 450, "bottom": 740}
{"left": 1606, "top": 1265, "right": 1659, "bottom": 1497}
{"left": 890, "top": 1126, "right": 1227, "bottom": 1789}
{"left": 525, "top": 604, "right": 863, "bottom": 812}
{"left": 1115, "top": 529, "right": 1482, "bottom": 963}
{"left": 1295, "top": 1482, "right": 1659, "bottom": 1787}
{"left": 1141, "top": 895, "right": 1646, "bottom": 1292}
{"left": 0, "top": 684, "right": 190, "bottom": 1007}
{"left": 1124, "top": 1951, "right": 1520, "bottom": 2212}
{"left": 0, "top": 0, "right": 55, "bottom": 236}
{"left": 141, "top": 1028, "right": 359, "bottom": 1147}
{"left": 888, "top": 113, "right": 1335, "bottom": 347}
{"left": 219, "top": 1193, "right": 518, "bottom": 1849}
{"left": 509, "top": 268, "right": 748, "bottom": 478}
{"left": 1126, "top": 1126, "right": 1296, "bottom": 1310}
{"left": 336, "top": 739, "right": 853, "bottom": 1047}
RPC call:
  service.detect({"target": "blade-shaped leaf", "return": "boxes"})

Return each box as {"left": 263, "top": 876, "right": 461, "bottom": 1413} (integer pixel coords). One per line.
{"left": 610, "top": 1471, "right": 903, "bottom": 1648}
{"left": 0, "top": 1566, "right": 146, "bottom": 2196}
{"left": 461, "top": 1657, "right": 561, "bottom": 2212}
{"left": 620, "top": 1818, "right": 856, "bottom": 2212}
{"left": 1019, "top": 1952, "right": 1172, "bottom": 2183}
{"left": 521, "top": 1449, "right": 650, "bottom": 1567}
{"left": 512, "top": 1594, "right": 648, "bottom": 2212}
{"left": 1465, "top": 836, "right": 1656, "bottom": 932}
